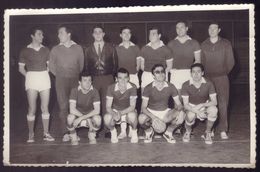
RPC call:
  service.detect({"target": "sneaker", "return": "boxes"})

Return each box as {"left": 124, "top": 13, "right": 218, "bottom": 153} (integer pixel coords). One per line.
{"left": 144, "top": 128, "right": 154, "bottom": 143}
{"left": 62, "top": 133, "right": 70, "bottom": 142}
{"left": 43, "top": 133, "right": 55, "bottom": 142}
{"left": 220, "top": 131, "right": 229, "bottom": 139}
{"left": 130, "top": 129, "right": 138, "bottom": 143}
{"left": 204, "top": 132, "right": 213, "bottom": 144}
{"left": 88, "top": 132, "right": 97, "bottom": 144}
{"left": 27, "top": 133, "right": 35, "bottom": 143}
{"left": 111, "top": 129, "right": 118, "bottom": 143}
{"left": 182, "top": 131, "right": 191, "bottom": 143}
{"left": 163, "top": 132, "right": 176, "bottom": 144}
{"left": 70, "top": 134, "right": 79, "bottom": 146}
{"left": 118, "top": 132, "right": 127, "bottom": 139}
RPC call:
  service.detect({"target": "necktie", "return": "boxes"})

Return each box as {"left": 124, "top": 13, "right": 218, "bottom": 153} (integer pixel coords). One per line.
{"left": 98, "top": 44, "right": 102, "bottom": 58}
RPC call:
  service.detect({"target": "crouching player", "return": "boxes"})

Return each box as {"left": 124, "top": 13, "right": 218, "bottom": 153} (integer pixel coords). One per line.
{"left": 181, "top": 63, "right": 218, "bottom": 144}
{"left": 138, "top": 64, "right": 185, "bottom": 143}
{"left": 104, "top": 68, "right": 138, "bottom": 143}
{"left": 67, "top": 71, "right": 101, "bottom": 145}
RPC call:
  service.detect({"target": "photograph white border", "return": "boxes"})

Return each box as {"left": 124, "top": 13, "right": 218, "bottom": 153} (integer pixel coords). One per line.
{"left": 3, "top": 4, "right": 256, "bottom": 168}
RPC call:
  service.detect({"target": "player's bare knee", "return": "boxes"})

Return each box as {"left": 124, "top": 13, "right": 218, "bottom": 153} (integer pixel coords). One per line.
{"left": 92, "top": 115, "right": 102, "bottom": 127}
{"left": 186, "top": 111, "right": 196, "bottom": 122}
{"left": 127, "top": 111, "right": 137, "bottom": 123}
{"left": 207, "top": 106, "right": 218, "bottom": 115}
{"left": 207, "top": 106, "right": 218, "bottom": 121}
{"left": 138, "top": 113, "right": 148, "bottom": 125}
{"left": 67, "top": 114, "right": 76, "bottom": 124}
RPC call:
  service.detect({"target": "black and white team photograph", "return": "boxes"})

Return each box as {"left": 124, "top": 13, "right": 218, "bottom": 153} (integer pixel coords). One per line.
{"left": 3, "top": 4, "right": 256, "bottom": 167}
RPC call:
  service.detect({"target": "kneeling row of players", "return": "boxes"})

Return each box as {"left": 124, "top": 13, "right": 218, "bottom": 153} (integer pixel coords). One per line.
{"left": 60, "top": 63, "right": 218, "bottom": 145}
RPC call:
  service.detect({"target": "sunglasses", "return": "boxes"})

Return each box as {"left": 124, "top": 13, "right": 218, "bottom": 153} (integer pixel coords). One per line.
{"left": 154, "top": 70, "right": 165, "bottom": 74}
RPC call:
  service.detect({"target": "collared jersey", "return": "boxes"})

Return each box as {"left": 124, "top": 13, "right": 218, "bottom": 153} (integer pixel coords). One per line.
{"left": 167, "top": 38, "right": 200, "bottom": 69}
{"left": 201, "top": 37, "right": 235, "bottom": 77}
{"left": 181, "top": 78, "right": 216, "bottom": 105}
{"left": 116, "top": 43, "right": 141, "bottom": 74}
{"left": 19, "top": 46, "right": 50, "bottom": 71}
{"left": 69, "top": 86, "right": 100, "bottom": 114}
{"left": 141, "top": 41, "right": 172, "bottom": 72}
{"left": 106, "top": 82, "right": 137, "bottom": 111}
{"left": 142, "top": 81, "right": 178, "bottom": 111}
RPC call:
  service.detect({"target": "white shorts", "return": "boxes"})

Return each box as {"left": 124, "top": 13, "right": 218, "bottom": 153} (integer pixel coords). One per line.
{"left": 129, "top": 73, "right": 139, "bottom": 88}
{"left": 170, "top": 69, "right": 191, "bottom": 90}
{"left": 78, "top": 119, "right": 99, "bottom": 131}
{"left": 141, "top": 71, "right": 154, "bottom": 88}
{"left": 147, "top": 108, "right": 170, "bottom": 121}
{"left": 25, "top": 71, "right": 51, "bottom": 92}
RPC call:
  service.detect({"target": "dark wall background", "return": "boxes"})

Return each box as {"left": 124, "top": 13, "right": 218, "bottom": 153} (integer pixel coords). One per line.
{"left": 9, "top": 10, "right": 250, "bottom": 108}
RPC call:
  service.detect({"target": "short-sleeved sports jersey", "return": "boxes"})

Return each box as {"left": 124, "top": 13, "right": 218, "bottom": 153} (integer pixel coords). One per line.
{"left": 141, "top": 41, "right": 172, "bottom": 72}
{"left": 181, "top": 77, "right": 216, "bottom": 105}
{"left": 19, "top": 45, "right": 50, "bottom": 71}
{"left": 116, "top": 42, "right": 141, "bottom": 74}
{"left": 69, "top": 86, "right": 100, "bottom": 114}
{"left": 168, "top": 38, "right": 200, "bottom": 69}
{"left": 106, "top": 82, "right": 137, "bottom": 111}
{"left": 142, "top": 81, "right": 178, "bottom": 111}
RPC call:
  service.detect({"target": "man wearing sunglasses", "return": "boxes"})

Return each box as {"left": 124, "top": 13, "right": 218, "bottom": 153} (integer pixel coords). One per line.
{"left": 138, "top": 64, "right": 184, "bottom": 143}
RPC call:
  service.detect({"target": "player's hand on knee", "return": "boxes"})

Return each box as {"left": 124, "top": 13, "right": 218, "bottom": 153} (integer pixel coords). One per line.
{"left": 112, "top": 111, "right": 121, "bottom": 122}
{"left": 73, "top": 118, "right": 82, "bottom": 128}
{"left": 152, "top": 118, "right": 166, "bottom": 133}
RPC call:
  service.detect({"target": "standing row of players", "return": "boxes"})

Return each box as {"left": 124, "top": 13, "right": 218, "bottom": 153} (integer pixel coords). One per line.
{"left": 18, "top": 21, "right": 234, "bottom": 145}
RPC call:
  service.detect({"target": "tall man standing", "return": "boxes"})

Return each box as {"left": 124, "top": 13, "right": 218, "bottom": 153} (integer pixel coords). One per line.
{"left": 85, "top": 25, "right": 118, "bottom": 128}
{"left": 140, "top": 27, "right": 173, "bottom": 90}
{"left": 115, "top": 26, "right": 141, "bottom": 138}
{"left": 168, "top": 21, "right": 201, "bottom": 90}
{"left": 201, "top": 22, "right": 235, "bottom": 139}
{"left": 49, "top": 25, "right": 84, "bottom": 141}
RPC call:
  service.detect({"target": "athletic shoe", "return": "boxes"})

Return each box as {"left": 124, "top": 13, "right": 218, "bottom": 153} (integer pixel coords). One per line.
{"left": 118, "top": 132, "right": 127, "bottom": 139}
{"left": 163, "top": 132, "right": 176, "bottom": 144}
{"left": 130, "top": 129, "right": 138, "bottom": 143}
{"left": 111, "top": 129, "right": 118, "bottom": 143}
{"left": 70, "top": 134, "right": 79, "bottom": 146}
{"left": 88, "top": 132, "right": 97, "bottom": 144}
{"left": 62, "top": 133, "right": 70, "bottom": 142}
{"left": 204, "top": 132, "right": 213, "bottom": 144}
{"left": 27, "top": 133, "right": 35, "bottom": 143}
{"left": 144, "top": 128, "right": 154, "bottom": 143}
{"left": 220, "top": 131, "right": 229, "bottom": 139}
{"left": 43, "top": 133, "right": 55, "bottom": 142}
{"left": 182, "top": 131, "right": 191, "bottom": 143}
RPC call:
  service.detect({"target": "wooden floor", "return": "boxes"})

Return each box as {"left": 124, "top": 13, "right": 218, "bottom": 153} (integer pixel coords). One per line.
{"left": 7, "top": 72, "right": 253, "bottom": 165}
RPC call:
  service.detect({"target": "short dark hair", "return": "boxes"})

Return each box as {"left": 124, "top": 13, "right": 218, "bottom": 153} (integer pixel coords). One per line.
{"left": 151, "top": 64, "right": 165, "bottom": 75}
{"left": 92, "top": 25, "right": 105, "bottom": 33}
{"left": 176, "top": 20, "right": 188, "bottom": 27}
{"left": 190, "top": 63, "right": 204, "bottom": 72}
{"left": 79, "top": 70, "right": 93, "bottom": 81}
{"left": 58, "top": 24, "right": 73, "bottom": 35}
{"left": 149, "top": 26, "right": 162, "bottom": 35}
{"left": 117, "top": 68, "right": 129, "bottom": 77}
{"left": 209, "top": 21, "right": 220, "bottom": 28}
{"left": 120, "top": 26, "right": 131, "bottom": 34}
{"left": 29, "top": 26, "right": 43, "bottom": 36}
